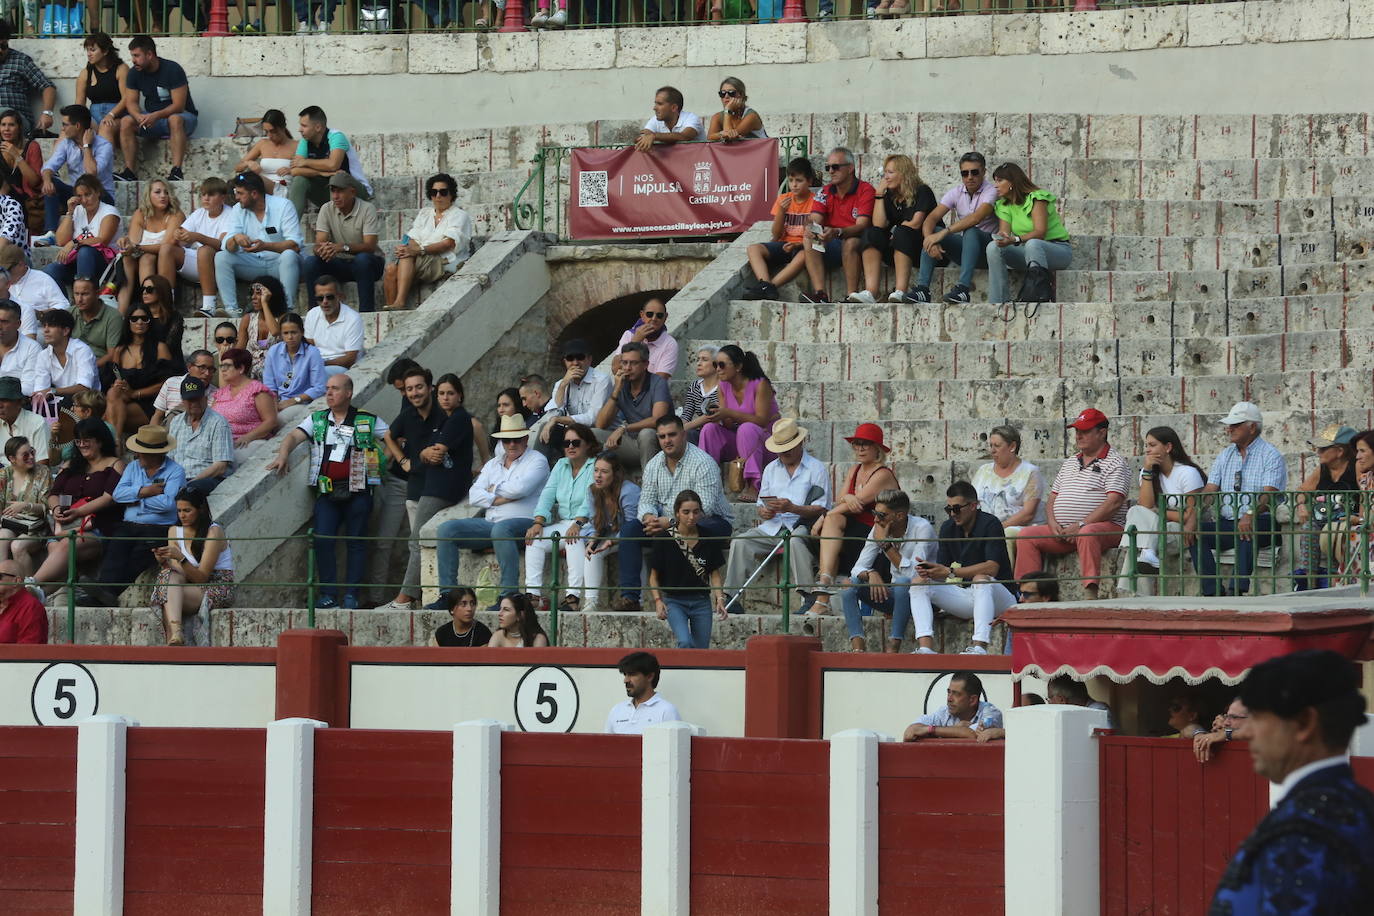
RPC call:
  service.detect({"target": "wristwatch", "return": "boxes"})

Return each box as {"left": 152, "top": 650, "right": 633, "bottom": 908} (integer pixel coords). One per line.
{"left": 342, "top": 244, "right": 351, "bottom": 254}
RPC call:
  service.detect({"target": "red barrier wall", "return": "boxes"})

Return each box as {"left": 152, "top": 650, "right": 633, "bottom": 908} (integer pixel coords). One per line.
{"left": 500, "top": 732, "right": 641, "bottom": 916}
{"left": 1100, "top": 738, "right": 1269, "bottom": 916}
{"left": 0, "top": 726, "right": 76, "bottom": 915}
{"left": 691, "top": 737, "right": 829, "bottom": 914}
{"left": 879, "top": 742, "right": 1005, "bottom": 913}
{"left": 311, "top": 729, "right": 452, "bottom": 914}
{"left": 123, "top": 728, "right": 266, "bottom": 915}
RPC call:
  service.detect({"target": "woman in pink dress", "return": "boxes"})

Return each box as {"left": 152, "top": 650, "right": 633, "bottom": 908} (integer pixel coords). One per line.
{"left": 211, "top": 347, "right": 278, "bottom": 449}
{"left": 698, "top": 344, "right": 779, "bottom": 503}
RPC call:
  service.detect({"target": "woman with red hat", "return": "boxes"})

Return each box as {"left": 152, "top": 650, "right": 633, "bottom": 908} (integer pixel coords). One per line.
{"left": 806, "top": 423, "right": 898, "bottom": 632}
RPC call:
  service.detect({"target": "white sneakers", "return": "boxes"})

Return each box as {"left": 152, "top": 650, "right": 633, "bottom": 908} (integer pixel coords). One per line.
{"left": 847, "top": 290, "right": 877, "bottom": 304}
{"left": 914, "top": 646, "right": 937, "bottom": 655}
{"left": 1137, "top": 548, "right": 1162, "bottom": 569}
{"left": 530, "top": 7, "right": 566, "bottom": 27}
{"left": 960, "top": 645, "right": 988, "bottom": 655}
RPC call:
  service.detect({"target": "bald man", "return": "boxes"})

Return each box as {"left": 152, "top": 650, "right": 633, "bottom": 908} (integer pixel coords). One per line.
{"left": 0, "top": 559, "right": 46, "bottom": 643}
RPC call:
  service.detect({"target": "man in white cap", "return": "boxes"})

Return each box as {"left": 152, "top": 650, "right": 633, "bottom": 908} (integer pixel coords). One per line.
{"left": 1191, "top": 401, "right": 1287, "bottom": 596}
{"left": 432, "top": 413, "right": 550, "bottom": 607}
{"left": 723, "top": 418, "right": 831, "bottom": 613}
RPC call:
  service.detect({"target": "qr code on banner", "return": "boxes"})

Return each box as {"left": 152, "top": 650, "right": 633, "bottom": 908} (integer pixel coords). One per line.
{"left": 579, "top": 170, "right": 609, "bottom": 208}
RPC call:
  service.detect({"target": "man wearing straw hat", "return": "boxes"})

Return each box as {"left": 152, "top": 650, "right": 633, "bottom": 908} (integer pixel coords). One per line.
{"left": 433, "top": 413, "right": 550, "bottom": 606}
{"left": 723, "top": 418, "right": 831, "bottom": 613}
{"left": 80, "top": 424, "right": 186, "bottom": 607}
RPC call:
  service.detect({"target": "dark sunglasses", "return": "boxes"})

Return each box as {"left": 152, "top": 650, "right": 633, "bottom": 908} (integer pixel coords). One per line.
{"left": 960, "top": 168, "right": 982, "bottom": 177}
{"left": 944, "top": 503, "right": 970, "bottom": 515}
{"left": 824, "top": 163, "right": 849, "bottom": 172}
{"left": 718, "top": 89, "right": 740, "bottom": 98}
{"left": 562, "top": 439, "right": 584, "bottom": 449}
{"left": 872, "top": 509, "right": 893, "bottom": 520}
{"left": 140, "top": 285, "right": 157, "bottom": 292}
{"left": 213, "top": 335, "right": 234, "bottom": 343}
{"left": 427, "top": 186, "right": 454, "bottom": 198}
{"left": 1018, "top": 589, "right": 1038, "bottom": 599}
{"left": 129, "top": 315, "right": 152, "bottom": 323}
{"left": 713, "top": 360, "right": 729, "bottom": 369}
{"left": 643, "top": 310, "right": 667, "bottom": 319}
{"left": 317, "top": 293, "right": 338, "bottom": 302}
{"left": 563, "top": 353, "right": 586, "bottom": 362}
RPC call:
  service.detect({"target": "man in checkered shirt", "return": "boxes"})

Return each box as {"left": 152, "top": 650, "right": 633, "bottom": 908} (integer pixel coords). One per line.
{"left": 1013, "top": 408, "right": 1130, "bottom": 599}
{"left": 1190, "top": 401, "right": 1287, "bottom": 596}
{"left": 0, "top": 23, "right": 55, "bottom": 138}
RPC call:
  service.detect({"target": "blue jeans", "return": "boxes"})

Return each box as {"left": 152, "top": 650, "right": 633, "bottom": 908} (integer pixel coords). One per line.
{"left": 303, "top": 252, "right": 382, "bottom": 313}
{"left": 664, "top": 595, "right": 713, "bottom": 649}
{"left": 436, "top": 515, "right": 533, "bottom": 595}
{"left": 44, "top": 177, "right": 116, "bottom": 233}
{"left": 841, "top": 575, "right": 909, "bottom": 639}
{"left": 1190, "top": 514, "right": 1274, "bottom": 596}
{"left": 215, "top": 248, "right": 300, "bottom": 317}
{"left": 985, "top": 238, "right": 1073, "bottom": 304}
{"left": 314, "top": 489, "right": 374, "bottom": 601}
{"left": 44, "top": 245, "right": 112, "bottom": 290}
{"left": 917, "top": 227, "right": 992, "bottom": 290}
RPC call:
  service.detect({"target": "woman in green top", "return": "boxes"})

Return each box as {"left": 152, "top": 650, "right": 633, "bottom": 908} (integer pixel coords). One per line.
{"left": 985, "top": 162, "right": 1073, "bottom": 304}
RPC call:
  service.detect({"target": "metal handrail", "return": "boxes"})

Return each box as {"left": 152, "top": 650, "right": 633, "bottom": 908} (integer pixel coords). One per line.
{"left": 512, "top": 136, "right": 809, "bottom": 239}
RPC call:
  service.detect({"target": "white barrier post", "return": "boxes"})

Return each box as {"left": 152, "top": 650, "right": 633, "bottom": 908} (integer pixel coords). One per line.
{"left": 452, "top": 720, "right": 512, "bottom": 916}
{"left": 74, "top": 714, "right": 138, "bottom": 916}
{"left": 642, "top": 721, "right": 704, "bottom": 916}
{"left": 1349, "top": 712, "right": 1374, "bottom": 758}
{"left": 829, "top": 729, "right": 891, "bottom": 916}
{"left": 1004, "top": 705, "right": 1109, "bottom": 916}
{"left": 263, "top": 717, "right": 327, "bottom": 916}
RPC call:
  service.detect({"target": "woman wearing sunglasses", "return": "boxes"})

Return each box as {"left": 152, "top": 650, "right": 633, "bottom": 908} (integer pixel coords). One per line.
{"left": 698, "top": 344, "right": 778, "bottom": 504}
{"left": 102, "top": 304, "right": 174, "bottom": 436}
{"left": 707, "top": 77, "right": 766, "bottom": 142}
{"left": 524, "top": 421, "right": 598, "bottom": 611}
{"left": 384, "top": 171, "right": 472, "bottom": 311}
{"left": 138, "top": 274, "right": 184, "bottom": 367}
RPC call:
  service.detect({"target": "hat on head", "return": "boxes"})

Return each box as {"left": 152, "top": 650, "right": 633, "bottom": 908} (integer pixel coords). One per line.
{"left": 327, "top": 172, "right": 356, "bottom": 190}
{"left": 126, "top": 424, "right": 176, "bottom": 454}
{"left": 1220, "top": 401, "right": 1262, "bottom": 425}
{"left": 843, "top": 422, "right": 889, "bottom": 453}
{"left": 180, "top": 376, "right": 207, "bottom": 401}
{"left": 490, "top": 414, "right": 532, "bottom": 440}
{"left": 1067, "top": 408, "right": 1109, "bottom": 431}
{"left": 1309, "top": 424, "right": 1357, "bottom": 450}
{"left": 0, "top": 375, "right": 20, "bottom": 401}
{"left": 561, "top": 338, "right": 590, "bottom": 358}
{"left": 765, "top": 417, "right": 808, "bottom": 453}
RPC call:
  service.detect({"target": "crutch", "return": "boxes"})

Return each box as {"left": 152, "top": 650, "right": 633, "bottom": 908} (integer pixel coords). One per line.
{"left": 723, "top": 484, "right": 824, "bottom": 613}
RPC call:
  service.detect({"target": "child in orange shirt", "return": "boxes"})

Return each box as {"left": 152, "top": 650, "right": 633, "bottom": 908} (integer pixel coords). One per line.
{"left": 744, "top": 158, "right": 818, "bottom": 300}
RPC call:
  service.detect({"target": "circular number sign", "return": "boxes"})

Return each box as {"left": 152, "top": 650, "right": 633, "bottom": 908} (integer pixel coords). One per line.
{"left": 30, "top": 662, "right": 99, "bottom": 726}
{"left": 514, "top": 666, "right": 579, "bottom": 733}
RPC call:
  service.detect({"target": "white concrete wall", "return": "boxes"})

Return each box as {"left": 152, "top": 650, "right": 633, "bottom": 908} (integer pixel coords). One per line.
{"left": 13, "top": 2, "right": 1374, "bottom": 136}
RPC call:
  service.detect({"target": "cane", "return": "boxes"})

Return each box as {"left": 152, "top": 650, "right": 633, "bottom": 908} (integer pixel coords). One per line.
{"left": 723, "top": 484, "right": 825, "bottom": 614}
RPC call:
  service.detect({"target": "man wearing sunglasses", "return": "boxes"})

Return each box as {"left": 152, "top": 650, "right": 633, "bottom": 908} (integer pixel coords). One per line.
{"left": 537, "top": 337, "right": 612, "bottom": 451}
{"left": 1191, "top": 401, "right": 1287, "bottom": 596}
{"left": 803, "top": 147, "right": 875, "bottom": 304}
{"left": 915, "top": 151, "right": 998, "bottom": 304}
{"left": 216, "top": 170, "right": 303, "bottom": 319}
{"left": 907, "top": 481, "right": 1017, "bottom": 656}
{"left": 615, "top": 298, "right": 678, "bottom": 380}
{"left": 303, "top": 275, "right": 363, "bottom": 377}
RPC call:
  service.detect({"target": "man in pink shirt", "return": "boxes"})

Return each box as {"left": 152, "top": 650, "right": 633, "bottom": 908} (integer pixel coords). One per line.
{"left": 802, "top": 146, "right": 875, "bottom": 304}
{"left": 915, "top": 151, "right": 1000, "bottom": 304}
{"left": 0, "top": 559, "right": 46, "bottom": 643}
{"left": 615, "top": 298, "right": 678, "bottom": 379}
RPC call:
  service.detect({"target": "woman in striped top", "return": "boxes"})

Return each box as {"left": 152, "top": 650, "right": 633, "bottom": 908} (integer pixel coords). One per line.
{"left": 678, "top": 346, "right": 721, "bottom": 443}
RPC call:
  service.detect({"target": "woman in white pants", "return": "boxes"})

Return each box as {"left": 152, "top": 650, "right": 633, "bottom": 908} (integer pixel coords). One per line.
{"left": 567, "top": 454, "right": 641, "bottom": 612}
{"left": 903, "top": 482, "right": 1018, "bottom": 655}
{"left": 1118, "top": 426, "right": 1205, "bottom": 595}
{"left": 524, "top": 422, "right": 597, "bottom": 610}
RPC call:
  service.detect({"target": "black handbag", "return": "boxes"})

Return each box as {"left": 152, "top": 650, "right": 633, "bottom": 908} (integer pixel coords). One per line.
{"left": 1016, "top": 260, "right": 1055, "bottom": 304}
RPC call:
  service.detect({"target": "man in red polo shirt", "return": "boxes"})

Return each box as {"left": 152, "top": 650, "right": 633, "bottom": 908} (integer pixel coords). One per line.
{"left": 0, "top": 559, "right": 46, "bottom": 643}
{"left": 1012, "top": 408, "right": 1129, "bottom": 599}
{"left": 802, "top": 146, "right": 875, "bottom": 304}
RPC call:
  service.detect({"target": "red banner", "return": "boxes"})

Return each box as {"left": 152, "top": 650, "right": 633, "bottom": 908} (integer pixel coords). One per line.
{"left": 568, "top": 139, "right": 779, "bottom": 240}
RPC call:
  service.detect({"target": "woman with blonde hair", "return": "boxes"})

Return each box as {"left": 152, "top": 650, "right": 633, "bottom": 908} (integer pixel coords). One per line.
{"left": 117, "top": 178, "right": 185, "bottom": 313}
{"left": 853, "top": 154, "right": 937, "bottom": 304}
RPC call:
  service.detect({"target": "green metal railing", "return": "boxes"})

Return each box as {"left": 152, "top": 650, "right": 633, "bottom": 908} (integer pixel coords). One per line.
{"left": 12, "top": 0, "right": 1228, "bottom": 38}
{"left": 512, "top": 136, "right": 809, "bottom": 239}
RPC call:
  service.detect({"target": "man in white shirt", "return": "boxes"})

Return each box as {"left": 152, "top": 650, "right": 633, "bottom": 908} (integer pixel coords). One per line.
{"left": 433, "top": 414, "right": 550, "bottom": 603}
{"left": 633, "top": 86, "right": 703, "bottom": 153}
{"left": 0, "top": 245, "right": 68, "bottom": 338}
{"left": 605, "top": 651, "right": 682, "bottom": 735}
{"left": 215, "top": 170, "right": 302, "bottom": 318}
{"left": 303, "top": 275, "right": 364, "bottom": 377}
{"left": 843, "top": 488, "right": 936, "bottom": 654}
{"left": 537, "top": 338, "right": 613, "bottom": 449}
{"left": 34, "top": 309, "right": 97, "bottom": 400}
{"left": 174, "top": 177, "right": 231, "bottom": 318}
{"left": 0, "top": 375, "right": 49, "bottom": 465}
{"left": 0, "top": 300, "right": 42, "bottom": 396}
{"left": 724, "top": 419, "right": 831, "bottom": 612}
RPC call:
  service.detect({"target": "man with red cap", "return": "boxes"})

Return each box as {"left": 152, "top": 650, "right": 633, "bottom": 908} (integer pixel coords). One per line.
{"left": 1012, "top": 408, "right": 1129, "bottom": 599}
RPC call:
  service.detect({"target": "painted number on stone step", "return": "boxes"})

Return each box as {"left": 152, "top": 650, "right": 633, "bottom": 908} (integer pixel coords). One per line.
{"left": 514, "top": 666, "right": 579, "bottom": 733}
{"left": 31, "top": 662, "right": 98, "bottom": 726}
